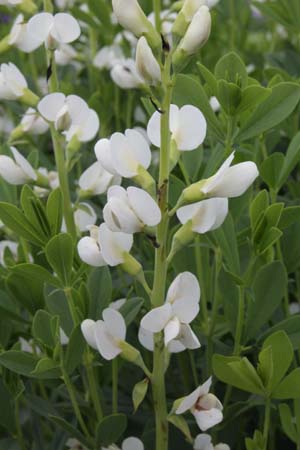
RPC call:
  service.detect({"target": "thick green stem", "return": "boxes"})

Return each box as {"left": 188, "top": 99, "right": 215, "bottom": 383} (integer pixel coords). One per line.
{"left": 152, "top": 334, "right": 168, "bottom": 450}
{"left": 263, "top": 398, "right": 271, "bottom": 450}
{"left": 84, "top": 350, "right": 103, "bottom": 421}
{"left": 153, "top": 0, "right": 161, "bottom": 32}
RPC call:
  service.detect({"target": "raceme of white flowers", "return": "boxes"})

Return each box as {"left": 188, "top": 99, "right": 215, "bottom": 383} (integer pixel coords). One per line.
{"left": 176, "top": 378, "right": 223, "bottom": 432}
{"left": 38, "top": 93, "right": 100, "bottom": 143}
{"left": 140, "top": 272, "right": 201, "bottom": 353}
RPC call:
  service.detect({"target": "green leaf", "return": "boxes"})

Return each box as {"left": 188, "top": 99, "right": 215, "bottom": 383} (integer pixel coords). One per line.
{"left": 30, "top": 358, "right": 61, "bottom": 379}
{"left": 245, "top": 261, "right": 287, "bottom": 339}
{"left": 213, "top": 214, "right": 240, "bottom": 274}
{"left": 237, "top": 82, "right": 300, "bottom": 141}
{"left": 214, "top": 51, "right": 248, "bottom": 88}
{"left": 119, "top": 297, "right": 144, "bottom": 326}
{"left": 167, "top": 414, "right": 193, "bottom": 442}
{"left": 0, "top": 351, "right": 39, "bottom": 377}
{"left": 262, "top": 330, "right": 293, "bottom": 390}
{"left": 49, "top": 415, "right": 92, "bottom": 448}
{"left": 46, "top": 233, "right": 74, "bottom": 286}
{"left": 0, "top": 381, "right": 15, "bottom": 432}
{"left": 132, "top": 378, "right": 149, "bottom": 413}
{"left": 250, "top": 190, "right": 269, "bottom": 232}
{"left": 278, "top": 131, "right": 300, "bottom": 188}
{"left": 46, "top": 188, "right": 63, "bottom": 236}
{"left": 197, "top": 62, "right": 218, "bottom": 92}
{"left": 0, "top": 202, "right": 45, "bottom": 246}
{"left": 216, "top": 79, "right": 242, "bottom": 115}
{"left": 88, "top": 266, "right": 112, "bottom": 319}
{"left": 258, "top": 226, "right": 282, "bottom": 254}
{"left": 260, "top": 153, "right": 285, "bottom": 189}
{"left": 20, "top": 185, "right": 51, "bottom": 239}
{"left": 96, "top": 414, "right": 127, "bottom": 446}
{"left": 279, "top": 404, "right": 298, "bottom": 443}
{"left": 173, "top": 74, "right": 224, "bottom": 141}
{"left": 44, "top": 285, "right": 73, "bottom": 336}
{"left": 64, "top": 325, "right": 85, "bottom": 374}
{"left": 273, "top": 369, "right": 300, "bottom": 399}
{"left": 259, "top": 316, "right": 300, "bottom": 350}
{"left": 278, "top": 206, "right": 300, "bottom": 230}
{"left": 236, "top": 86, "right": 272, "bottom": 114}
{"left": 213, "top": 355, "right": 265, "bottom": 395}
{"left": 257, "top": 346, "right": 273, "bottom": 391}
{"left": 32, "top": 309, "right": 59, "bottom": 349}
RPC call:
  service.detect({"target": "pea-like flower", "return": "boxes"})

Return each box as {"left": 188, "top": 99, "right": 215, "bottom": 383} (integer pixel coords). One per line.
{"left": 194, "top": 434, "right": 230, "bottom": 450}
{"left": 8, "top": 14, "right": 41, "bottom": 53}
{"left": 77, "top": 226, "right": 106, "bottom": 267}
{"left": 176, "top": 377, "right": 223, "bottom": 431}
{"left": 81, "top": 308, "right": 126, "bottom": 360}
{"left": 73, "top": 203, "right": 97, "bottom": 232}
{"left": 111, "top": 59, "right": 144, "bottom": 90}
{"left": 0, "top": 146, "right": 37, "bottom": 185}
{"left": 27, "top": 12, "right": 80, "bottom": 49}
{"left": 93, "top": 45, "right": 123, "bottom": 71}
{"left": 78, "top": 161, "right": 121, "bottom": 197}
{"left": 147, "top": 104, "right": 207, "bottom": 151}
{"left": 102, "top": 437, "right": 144, "bottom": 450}
{"left": 136, "top": 36, "right": 161, "bottom": 86}
{"left": 172, "top": 0, "right": 207, "bottom": 37}
{"left": 0, "top": 63, "right": 27, "bottom": 101}
{"left": 140, "top": 272, "right": 200, "bottom": 351}
{"left": 38, "top": 93, "right": 100, "bottom": 143}
{"left": 20, "top": 108, "right": 49, "bottom": 135}
{"left": 103, "top": 186, "right": 161, "bottom": 234}
{"left": 95, "top": 130, "right": 152, "bottom": 188}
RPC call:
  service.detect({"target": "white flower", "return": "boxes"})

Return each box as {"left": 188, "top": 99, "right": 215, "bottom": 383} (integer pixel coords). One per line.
{"left": 289, "top": 302, "right": 300, "bottom": 315}
{"left": 112, "top": 0, "right": 150, "bottom": 36}
{"left": 37, "top": 167, "right": 59, "bottom": 190}
{"left": 55, "top": 43, "right": 77, "bottom": 66}
{"left": 109, "top": 298, "right": 126, "bottom": 310}
{"left": 172, "top": 0, "right": 206, "bottom": 37}
{"left": 28, "top": 12, "right": 80, "bottom": 49}
{"left": 176, "top": 378, "right": 223, "bottom": 431}
{"left": 0, "top": 146, "right": 37, "bottom": 185}
{"left": 74, "top": 203, "right": 97, "bottom": 232}
{"left": 81, "top": 308, "right": 126, "bottom": 360}
{"left": 0, "top": 240, "right": 18, "bottom": 266}
{"left": 140, "top": 272, "right": 200, "bottom": 351}
{"left": 59, "top": 328, "right": 69, "bottom": 346}
{"left": 55, "top": 0, "right": 75, "bottom": 9}
{"left": 77, "top": 226, "right": 106, "bottom": 267}
{"left": 102, "top": 437, "right": 144, "bottom": 450}
{"left": 0, "top": 63, "right": 27, "bottom": 100}
{"left": 103, "top": 186, "right": 161, "bottom": 234}
{"left": 178, "top": 6, "right": 211, "bottom": 55}
{"left": 95, "top": 129, "right": 151, "bottom": 178}
{"left": 0, "top": 0, "right": 22, "bottom": 4}
{"left": 194, "top": 434, "right": 230, "bottom": 450}
{"left": 20, "top": 108, "right": 49, "bottom": 135}
{"left": 111, "top": 59, "right": 143, "bottom": 89}
{"left": 0, "top": 108, "right": 13, "bottom": 135}
{"left": 66, "top": 438, "right": 86, "bottom": 450}
{"left": 9, "top": 14, "right": 41, "bottom": 53}
{"left": 77, "top": 223, "right": 133, "bottom": 268}
{"left": 93, "top": 45, "right": 123, "bottom": 70}
{"left": 147, "top": 104, "right": 207, "bottom": 151}
{"left": 200, "top": 153, "right": 259, "bottom": 198}
{"left": 38, "top": 93, "right": 100, "bottom": 143}
{"left": 209, "top": 96, "right": 220, "bottom": 112}
{"left": 177, "top": 198, "right": 229, "bottom": 234}
{"left": 79, "top": 161, "right": 121, "bottom": 196}
{"left": 136, "top": 37, "right": 161, "bottom": 86}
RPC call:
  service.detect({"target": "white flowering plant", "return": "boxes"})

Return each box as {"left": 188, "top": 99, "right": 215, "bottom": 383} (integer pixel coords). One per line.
{"left": 0, "top": 0, "right": 300, "bottom": 449}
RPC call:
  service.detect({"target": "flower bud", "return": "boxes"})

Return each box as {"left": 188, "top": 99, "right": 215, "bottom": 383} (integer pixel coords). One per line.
{"left": 167, "top": 222, "right": 194, "bottom": 262}
{"left": 172, "top": 6, "right": 211, "bottom": 69}
{"left": 172, "top": 0, "right": 207, "bottom": 38}
{"left": 112, "top": 0, "right": 161, "bottom": 50}
{"left": 136, "top": 37, "right": 161, "bottom": 86}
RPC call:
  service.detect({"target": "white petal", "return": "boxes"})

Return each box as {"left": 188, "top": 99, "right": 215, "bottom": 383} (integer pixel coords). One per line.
{"left": 125, "top": 129, "right": 151, "bottom": 170}
{"left": 102, "top": 308, "right": 126, "bottom": 341}
{"left": 201, "top": 153, "right": 235, "bottom": 194}
{"left": 103, "top": 197, "right": 141, "bottom": 233}
{"left": 79, "top": 161, "right": 108, "bottom": 194}
{"left": 127, "top": 186, "right": 161, "bottom": 227}
{"left": 141, "top": 304, "right": 172, "bottom": 333}
{"left": 11, "top": 146, "right": 37, "bottom": 181}
{"left": 107, "top": 185, "right": 127, "bottom": 201}
{"left": 179, "top": 324, "right": 201, "bottom": 349}
{"left": 198, "top": 377, "right": 213, "bottom": 397}
{"left": 38, "top": 93, "right": 66, "bottom": 122}
{"left": 177, "top": 203, "right": 199, "bottom": 225}
{"left": 78, "top": 109, "right": 100, "bottom": 142}
{"left": 147, "top": 110, "right": 161, "bottom": 148}
{"left": 193, "top": 408, "right": 223, "bottom": 432}
{"left": 215, "top": 445, "right": 230, "bottom": 450}
{"left": 178, "top": 198, "right": 229, "bottom": 234}
{"left": 122, "top": 437, "right": 144, "bottom": 450}
{"left": 94, "top": 320, "right": 121, "bottom": 360}
{"left": 98, "top": 223, "right": 133, "bottom": 266}
{"left": 0, "top": 155, "right": 28, "bottom": 185}
{"left": 109, "top": 298, "right": 126, "bottom": 310}
{"left": 194, "top": 434, "right": 214, "bottom": 450}
{"left": 66, "top": 94, "right": 90, "bottom": 124}
{"left": 164, "top": 316, "right": 181, "bottom": 346}
{"left": 2, "top": 63, "right": 27, "bottom": 96}
{"left": 95, "top": 138, "right": 118, "bottom": 175}
{"left": 111, "top": 132, "right": 138, "bottom": 177}
{"left": 51, "top": 13, "right": 81, "bottom": 44}
{"left": 176, "top": 386, "right": 202, "bottom": 414}
{"left": 167, "top": 339, "right": 186, "bottom": 353}
{"left": 138, "top": 326, "right": 154, "bottom": 351}
{"left": 175, "top": 105, "right": 207, "bottom": 151}
{"left": 74, "top": 203, "right": 97, "bottom": 231}
{"left": 28, "top": 13, "right": 54, "bottom": 44}
{"left": 166, "top": 272, "right": 200, "bottom": 323}
{"left": 77, "top": 236, "right": 106, "bottom": 267}
{"left": 81, "top": 319, "right": 98, "bottom": 350}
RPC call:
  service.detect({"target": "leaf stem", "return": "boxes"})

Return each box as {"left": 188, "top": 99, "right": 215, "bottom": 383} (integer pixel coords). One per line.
{"left": 112, "top": 358, "right": 119, "bottom": 414}
{"left": 233, "top": 286, "right": 245, "bottom": 355}
{"left": 263, "top": 398, "right": 271, "bottom": 450}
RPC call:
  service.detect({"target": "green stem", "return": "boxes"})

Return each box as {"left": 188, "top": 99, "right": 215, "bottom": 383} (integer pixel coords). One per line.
{"left": 152, "top": 334, "right": 168, "bottom": 450}
{"left": 263, "top": 398, "right": 271, "bottom": 450}
{"left": 64, "top": 287, "right": 78, "bottom": 325}
{"left": 153, "top": 0, "right": 161, "bottom": 32}
{"left": 233, "top": 286, "right": 245, "bottom": 355}
{"left": 84, "top": 350, "right": 103, "bottom": 421}
{"left": 62, "top": 367, "right": 91, "bottom": 438}
{"left": 195, "top": 236, "right": 208, "bottom": 324}
{"left": 50, "top": 126, "right": 77, "bottom": 239}
{"left": 112, "top": 358, "right": 118, "bottom": 414}
{"left": 229, "top": 0, "right": 236, "bottom": 50}
{"left": 15, "top": 398, "right": 26, "bottom": 450}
